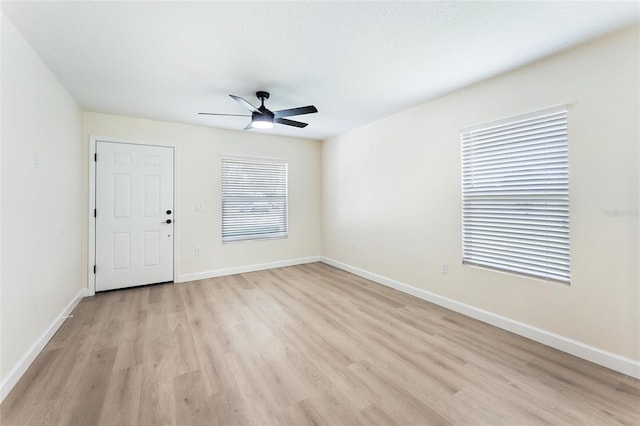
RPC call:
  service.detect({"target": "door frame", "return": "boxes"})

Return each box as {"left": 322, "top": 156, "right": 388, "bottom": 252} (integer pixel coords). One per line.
{"left": 88, "top": 135, "right": 179, "bottom": 295}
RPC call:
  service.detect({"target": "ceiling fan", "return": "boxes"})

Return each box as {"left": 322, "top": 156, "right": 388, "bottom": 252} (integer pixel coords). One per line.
{"left": 199, "top": 91, "right": 318, "bottom": 130}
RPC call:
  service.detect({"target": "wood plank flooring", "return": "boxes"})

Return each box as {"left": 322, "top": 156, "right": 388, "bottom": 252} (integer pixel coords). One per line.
{"left": 2, "top": 262, "right": 639, "bottom": 425}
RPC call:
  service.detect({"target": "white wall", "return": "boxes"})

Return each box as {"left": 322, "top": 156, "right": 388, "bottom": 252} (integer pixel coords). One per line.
{"left": 82, "top": 112, "right": 322, "bottom": 285}
{"left": 1, "top": 15, "right": 83, "bottom": 382}
{"left": 322, "top": 26, "right": 639, "bottom": 362}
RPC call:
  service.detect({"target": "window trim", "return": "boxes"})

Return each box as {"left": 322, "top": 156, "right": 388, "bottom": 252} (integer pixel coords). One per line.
{"left": 221, "top": 155, "right": 288, "bottom": 243}
{"left": 460, "top": 106, "right": 570, "bottom": 284}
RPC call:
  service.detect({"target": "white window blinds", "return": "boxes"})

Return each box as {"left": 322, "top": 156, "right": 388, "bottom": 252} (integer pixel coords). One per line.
{"left": 461, "top": 107, "right": 570, "bottom": 283}
{"left": 222, "top": 157, "right": 288, "bottom": 242}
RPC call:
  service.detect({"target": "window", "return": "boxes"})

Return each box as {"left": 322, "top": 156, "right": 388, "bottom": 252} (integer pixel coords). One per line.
{"left": 461, "top": 107, "right": 570, "bottom": 283}
{"left": 222, "top": 157, "right": 288, "bottom": 242}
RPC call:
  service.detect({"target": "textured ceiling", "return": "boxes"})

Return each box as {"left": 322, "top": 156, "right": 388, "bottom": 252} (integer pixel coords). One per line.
{"left": 2, "top": 1, "right": 639, "bottom": 140}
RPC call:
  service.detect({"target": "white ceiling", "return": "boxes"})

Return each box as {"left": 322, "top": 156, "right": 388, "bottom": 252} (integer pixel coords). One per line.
{"left": 2, "top": 1, "right": 638, "bottom": 140}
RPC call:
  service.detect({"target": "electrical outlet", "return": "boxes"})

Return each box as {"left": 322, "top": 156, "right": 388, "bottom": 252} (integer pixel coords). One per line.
{"left": 195, "top": 247, "right": 201, "bottom": 256}
{"left": 441, "top": 263, "right": 449, "bottom": 274}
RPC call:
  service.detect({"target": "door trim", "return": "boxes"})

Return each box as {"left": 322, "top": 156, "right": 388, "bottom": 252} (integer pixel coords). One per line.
{"left": 88, "top": 135, "right": 178, "bottom": 295}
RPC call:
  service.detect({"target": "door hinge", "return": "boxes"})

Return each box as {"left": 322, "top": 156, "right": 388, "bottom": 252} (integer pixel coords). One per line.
{"left": 93, "top": 265, "right": 96, "bottom": 274}
{"left": 94, "top": 153, "right": 97, "bottom": 161}
{"left": 94, "top": 209, "right": 97, "bottom": 218}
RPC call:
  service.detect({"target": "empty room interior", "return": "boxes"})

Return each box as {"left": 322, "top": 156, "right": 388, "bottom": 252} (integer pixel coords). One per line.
{"left": 1, "top": 1, "right": 639, "bottom": 425}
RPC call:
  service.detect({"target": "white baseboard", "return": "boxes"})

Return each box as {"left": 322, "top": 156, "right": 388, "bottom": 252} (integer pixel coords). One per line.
{"left": 0, "top": 287, "right": 89, "bottom": 402}
{"left": 321, "top": 257, "right": 640, "bottom": 379}
{"left": 175, "top": 256, "right": 322, "bottom": 283}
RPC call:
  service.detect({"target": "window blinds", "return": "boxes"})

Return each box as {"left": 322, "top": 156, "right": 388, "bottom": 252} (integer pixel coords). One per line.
{"left": 461, "top": 108, "right": 570, "bottom": 283}
{"left": 222, "top": 158, "right": 288, "bottom": 242}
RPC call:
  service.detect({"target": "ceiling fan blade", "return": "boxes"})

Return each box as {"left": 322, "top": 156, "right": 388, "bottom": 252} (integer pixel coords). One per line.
{"left": 274, "top": 105, "right": 318, "bottom": 118}
{"left": 198, "top": 113, "right": 250, "bottom": 117}
{"left": 230, "top": 94, "right": 261, "bottom": 114}
{"left": 244, "top": 122, "right": 254, "bottom": 130}
{"left": 275, "top": 117, "right": 308, "bottom": 128}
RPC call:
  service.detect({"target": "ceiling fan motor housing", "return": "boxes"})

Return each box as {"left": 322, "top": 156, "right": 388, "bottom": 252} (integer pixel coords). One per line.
{"left": 253, "top": 109, "right": 274, "bottom": 123}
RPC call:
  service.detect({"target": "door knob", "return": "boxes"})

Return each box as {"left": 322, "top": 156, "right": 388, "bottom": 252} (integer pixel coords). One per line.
{"left": 164, "top": 219, "right": 172, "bottom": 224}
{"left": 166, "top": 210, "right": 172, "bottom": 214}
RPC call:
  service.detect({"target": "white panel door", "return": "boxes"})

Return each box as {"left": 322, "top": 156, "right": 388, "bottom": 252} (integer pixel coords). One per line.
{"left": 95, "top": 141, "right": 174, "bottom": 291}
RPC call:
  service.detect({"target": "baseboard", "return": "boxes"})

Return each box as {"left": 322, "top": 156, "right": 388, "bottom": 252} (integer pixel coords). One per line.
{"left": 321, "top": 257, "right": 640, "bottom": 379}
{"left": 175, "top": 256, "right": 322, "bottom": 283}
{"left": 0, "top": 287, "right": 89, "bottom": 402}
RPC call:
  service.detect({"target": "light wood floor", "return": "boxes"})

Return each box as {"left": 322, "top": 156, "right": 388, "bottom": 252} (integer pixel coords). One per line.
{"left": 2, "top": 262, "right": 639, "bottom": 425}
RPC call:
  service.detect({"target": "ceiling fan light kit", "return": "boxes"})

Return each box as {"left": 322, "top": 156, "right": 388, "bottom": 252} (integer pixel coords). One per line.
{"left": 199, "top": 91, "right": 318, "bottom": 131}
{"left": 251, "top": 114, "right": 274, "bottom": 129}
